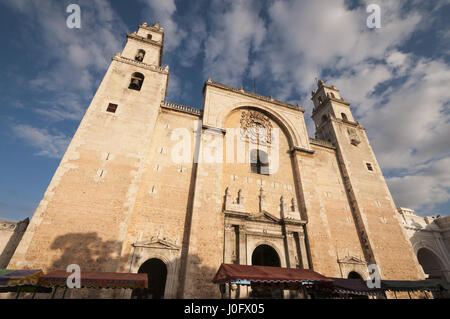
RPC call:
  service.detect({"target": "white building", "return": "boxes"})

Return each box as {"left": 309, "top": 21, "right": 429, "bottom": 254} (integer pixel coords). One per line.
{"left": 398, "top": 208, "right": 450, "bottom": 282}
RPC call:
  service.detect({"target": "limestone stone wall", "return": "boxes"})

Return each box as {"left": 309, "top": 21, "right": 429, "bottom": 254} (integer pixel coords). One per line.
{"left": 119, "top": 108, "right": 199, "bottom": 298}
{"left": 295, "top": 144, "right": 366, "bottom": 278}
{"left": 331, "top": 120, "right": 424, "bottom": 280}
{"left": 8, "top": 25, "right": 168, "bottom": 274}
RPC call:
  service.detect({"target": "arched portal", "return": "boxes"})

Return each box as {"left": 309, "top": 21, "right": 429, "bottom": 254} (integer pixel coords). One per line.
{"left": 252, "top": 245, "right": 281, "bottom": 267}
{"left": 348, "top": 271, "right": 363, "bottom": 279}
{"left": 132, "top": 258, "right": 167, "bottom": 299}
{"left": 417, "top": 248, "right": 448, "bottom": 298}
{"left": 417, "top": 248, "right": 444, "bottom": 280}
{"left": 251, "top": 245, "right": 283, "bottom": 298}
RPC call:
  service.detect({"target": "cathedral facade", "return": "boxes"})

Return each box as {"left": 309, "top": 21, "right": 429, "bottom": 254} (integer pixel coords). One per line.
{"left": 8, "top": 23, "right": 426, "bottom": 298}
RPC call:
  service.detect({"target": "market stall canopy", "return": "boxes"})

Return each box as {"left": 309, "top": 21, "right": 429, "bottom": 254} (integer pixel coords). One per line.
{"left": 330, "top": 278, "right": 383, "bottom": 296}
{"left": 381, "top": 279, "right": 450, "bottom": 292}
{"left": 0, "top": 269, "right": 43, "bottom": 287}
{"left": 38, "top": 270, "right": 148, "bottom": 289}
{"left": 212, "top": 264, "right": 332, "bottom": 287}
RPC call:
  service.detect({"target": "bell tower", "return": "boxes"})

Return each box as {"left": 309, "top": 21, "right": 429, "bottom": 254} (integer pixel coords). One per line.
{"left": 8, "top": 23, "right": 170, "bottom": 274}
{"left": 311, "top": 80, "right": 424, "bottom": 281}
{"left": 311, "top": 79, "right": 355, "bottom": 142}
{"left": 121, "top": 22, "right": 164, "bottom": 67}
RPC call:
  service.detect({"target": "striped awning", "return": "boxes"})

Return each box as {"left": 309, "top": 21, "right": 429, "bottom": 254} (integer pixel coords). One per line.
{"left": 0, "top": 269, "right": 43, "bottom": 287}
{"left": 381, "top": 279, "right": 449, "bottom": 292}
{"left": 328, "top": 278, "right": 383, "bottom": 296}
{"left": 38, "top": 270, "right": 148, "bottom": 289}
{"left": 212, "top": 264, "right": 332, "bottom": 287}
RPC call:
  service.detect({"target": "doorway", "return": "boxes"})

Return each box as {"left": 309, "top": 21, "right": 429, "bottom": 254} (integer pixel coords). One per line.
{"left": 251, "top": 244, "right": 282, "bottom": 298}
{"left": 348, "top": 271, "right": 363, "bottom": 279}
{"left": 132, "top": 258, "right": 167, "bottom": 299}
{"left": 252, "top": 244, "right": 281, "bottom": 267}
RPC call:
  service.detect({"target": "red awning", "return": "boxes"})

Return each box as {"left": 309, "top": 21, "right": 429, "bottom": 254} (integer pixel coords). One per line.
{"left": 329, "top": 278, "right": 383, "bottom": 296}
{"left": 212, "top": 264, "right": 332, "bottom": 286}
{"left": 38, "top": 270, "right": 148, "bottom": 289}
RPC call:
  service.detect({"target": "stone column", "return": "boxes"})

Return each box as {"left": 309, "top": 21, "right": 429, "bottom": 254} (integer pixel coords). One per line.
{"left": 224, "top": 224, "right": 234, "bottom": 264}
{"left": 298, "top": 231, "right": 310, "bottom": 269}
{"left": 285, "top": 231, "right": 297, "bottom": 268}
{"left": 238, "top": 224, "right": 249, "bottom": 299}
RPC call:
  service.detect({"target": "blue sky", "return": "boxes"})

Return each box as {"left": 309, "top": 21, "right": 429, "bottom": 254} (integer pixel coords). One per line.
{"left": 0, "top": 0, "right": 449, "bottom": 221}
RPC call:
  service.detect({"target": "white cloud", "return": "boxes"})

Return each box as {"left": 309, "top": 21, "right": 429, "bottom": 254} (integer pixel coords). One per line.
{"left": 140, "top": 0, "right": 187, "bottom": 50}
{"left": 388, "top": 157, "right": 450, "bottom": 212}
{"left": 12, "top": 124, "right": 69, "bottom": 159}
{"left": 203, "top": 0, "right": 266, "bottom": 86}
{"left": 236, "top": 0, "right": 449, "bottom": 215}
{"left": 4, "top": 0, "right": 127, "bottom": 121}
{"left": 5, "top": 0, "right": 448, "bottom": 215}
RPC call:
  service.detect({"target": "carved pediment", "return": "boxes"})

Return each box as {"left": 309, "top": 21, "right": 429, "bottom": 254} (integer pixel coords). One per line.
{"left": 249, "top": 212, "right": 280, "bottom": 223}
{"left": 133, "top": 238, "right": 180, "bottom": 250}
{"left": 338, "top": 255, "right": 366, "bottom": 265}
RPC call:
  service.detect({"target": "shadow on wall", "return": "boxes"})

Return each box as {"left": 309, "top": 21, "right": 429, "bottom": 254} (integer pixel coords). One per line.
{"left": 179, "top": 253, "right": 222, "bottom": 299}
{"left": 50, "top": 232, "right": 129, "bottom": 272}
{"left": 38, "top": 232, "right": 220, "bottom": 299}
{"left": 46, "top": 232, "right": 130, "bottom": 298}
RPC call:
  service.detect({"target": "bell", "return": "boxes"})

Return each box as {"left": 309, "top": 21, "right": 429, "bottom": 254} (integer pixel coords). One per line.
{"left": 130, "top": 78, "right": 141, "bottom": 89}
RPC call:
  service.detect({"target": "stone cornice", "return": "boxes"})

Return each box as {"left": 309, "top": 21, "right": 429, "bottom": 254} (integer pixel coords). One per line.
{"left": 403, "top": 225, "right": 442, "bottom": 233}
{"left": 283, "top": 219, "right": 307, "bottom": 226}
{"left": 332, "top": 117, "right": 364, "bottom": 130}
{"left": 202, "top": 124, "right": 226, "bottom": 134}
{"left": 161, "top": 101, "right": 202, "bottom": 117}
{"left": 204, "top": 79, "right": 305, "bottom": 113}
{"left": 309, "top": 138, "right": 336, "bottom": 150}
{"left": 127, "top": 33, "right": 163, "bottom": 48}
{"left": 312, "top": 96, "right": 351, "bottom": 118}
{"left": 139, "top": 23, "right": 164, "bottom": 34}
{"left": 290, "top": 146, "right": 315, "bottom": 155}
{"left": 112, "top": 54, "right": 169, "bottom": 75}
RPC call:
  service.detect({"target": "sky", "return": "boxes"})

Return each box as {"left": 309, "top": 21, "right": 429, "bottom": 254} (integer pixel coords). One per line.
{"left": 0, "top": 0, "right": 449, "bottom": 221}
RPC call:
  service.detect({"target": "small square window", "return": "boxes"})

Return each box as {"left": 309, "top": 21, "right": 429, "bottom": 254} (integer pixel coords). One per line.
{"left": 147, "top": 34, "right": 152, "bottom": 40}
{"left": 366, "top": 163, "right": 373, "bottom": 171}
{"left": 107, "top": 103, "right": 118, "bottom": 113}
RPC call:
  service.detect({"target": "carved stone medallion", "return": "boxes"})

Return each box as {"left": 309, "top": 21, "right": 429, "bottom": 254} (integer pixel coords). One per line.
{"left": 240, "top": 111, "right": 273, "bottom": 145}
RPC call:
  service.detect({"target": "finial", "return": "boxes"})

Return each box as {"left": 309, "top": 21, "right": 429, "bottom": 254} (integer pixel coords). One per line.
{"left": 142, "top": 22, "right": 148, "bottom": 26}
{"left": 207, "top": 77, "right": 212, "bottom": 83}
{"left": 318, "top": 79, "right": 325, "bottom": 87}
{"left": 153, "top": 21, "right": 160, "bottom": 28}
